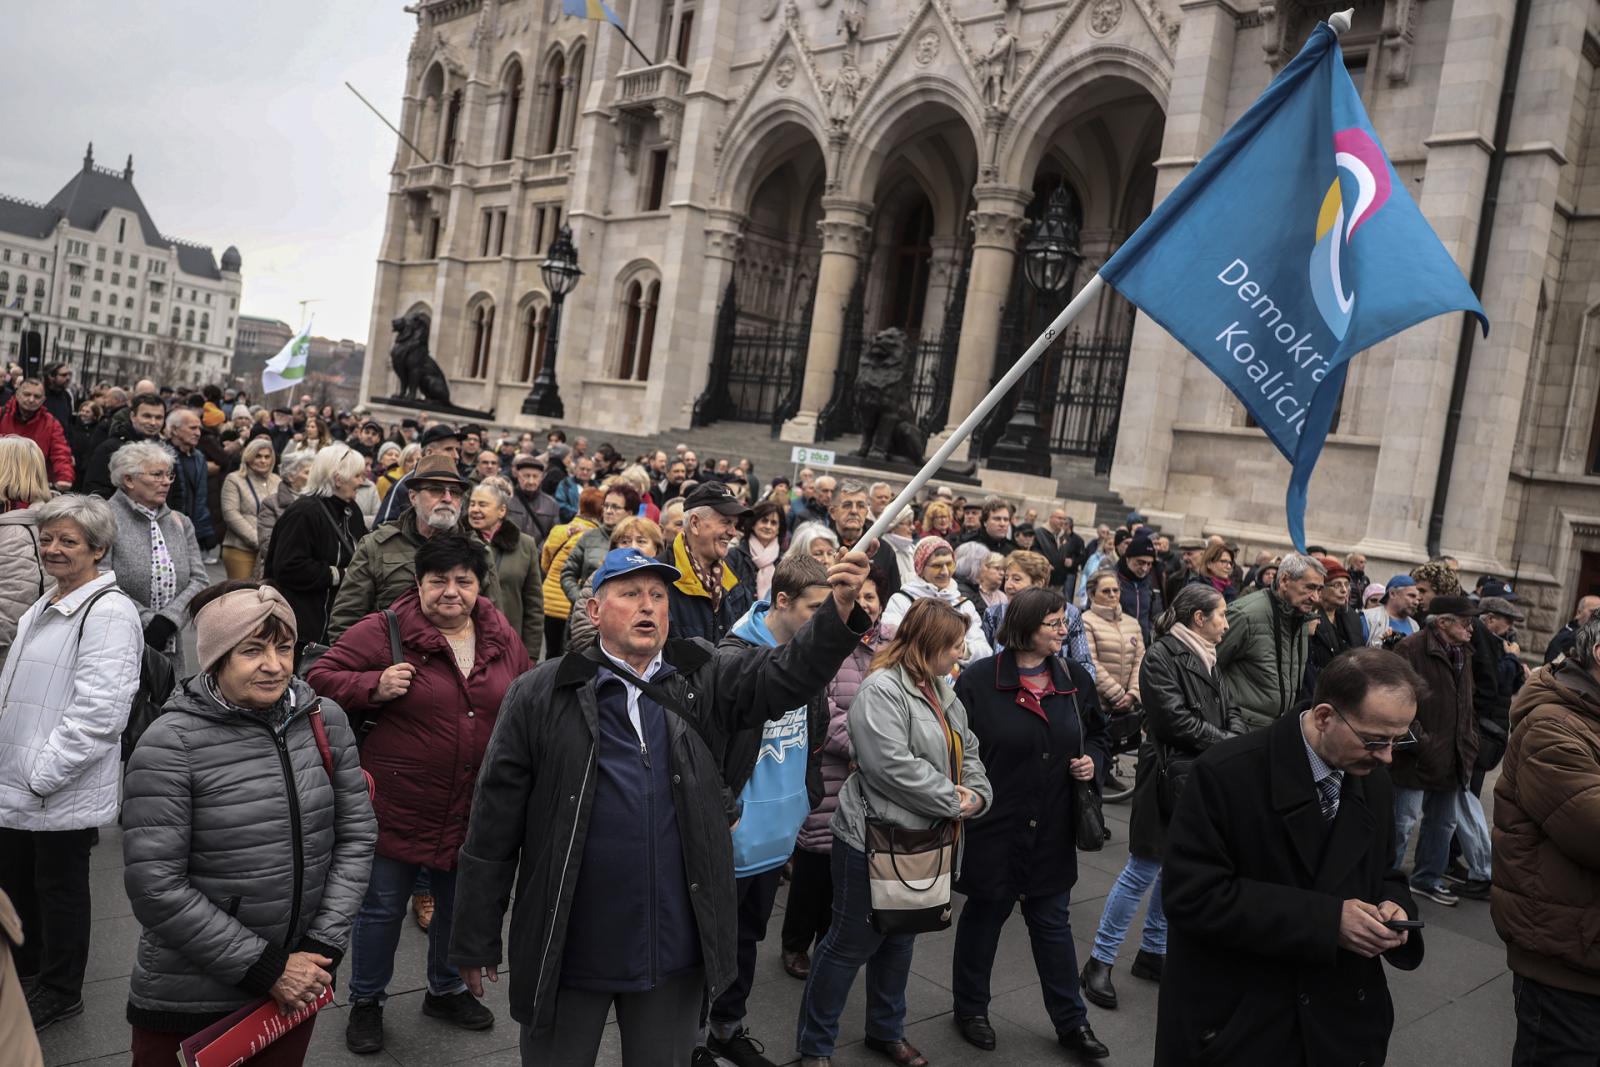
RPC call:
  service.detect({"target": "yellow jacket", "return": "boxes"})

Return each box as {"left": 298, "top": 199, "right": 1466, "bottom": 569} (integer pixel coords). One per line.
{"left": 541, "top": 516, "right": 597, "bottom": 620}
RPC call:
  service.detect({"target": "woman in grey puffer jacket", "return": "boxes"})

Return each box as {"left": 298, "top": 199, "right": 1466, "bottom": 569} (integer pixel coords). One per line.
{"left": 121, "top": 581, "right": 376, "bottom": 1066}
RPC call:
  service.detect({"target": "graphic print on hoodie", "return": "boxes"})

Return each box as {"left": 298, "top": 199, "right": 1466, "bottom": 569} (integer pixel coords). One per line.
{"left": 728, "top": 601, "right": 812, "bottom": 877}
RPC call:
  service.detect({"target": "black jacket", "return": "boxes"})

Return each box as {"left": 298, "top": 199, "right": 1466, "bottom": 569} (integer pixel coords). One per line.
{"left": 1157, "top": 712, "right": 1423, "bottom": 1066}
{"left": 841, "top": 534, "right": 902, "bottom": 604}
{"left": 1128, "top": 633, "right": 1243, "bottom": 860}
{"left": 1301, "top": 607, "right": 1366, "bottom": 702}
{"left": 953, "top": 651, "right": 1108, "bottom": 900}
{"left": 1034, "top": 526, "right": 1085, "bottom": 589}
{"left": 262, "top": 494, "right": 366, "bottom": 648}
{"left": 83, "top": 408, "right": 150, "bottom": 498}
{"left": 1469, "top": 620, "right": 1512, "bottom": 771}
{"left": 449, "top": 597, "right": 870, "bottom": 1034}
{"left": 661, "top": 538, "right": 756, "bottom": 645}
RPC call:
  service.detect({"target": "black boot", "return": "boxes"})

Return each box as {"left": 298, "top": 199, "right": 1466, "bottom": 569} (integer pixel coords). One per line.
{"left": 1130, "top": 949, "right": 1164, "bottom": 982}
{"left": 1059, "top": 1025, "right": 1111, "bottom": 1059}
{"left": 1080, "top": 957, "right": 1118, "bottom": 1010}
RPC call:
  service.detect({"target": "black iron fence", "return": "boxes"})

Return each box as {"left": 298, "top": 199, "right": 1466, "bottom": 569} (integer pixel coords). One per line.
{"left": 692, "top": 280, "right": 813, "bottom": 435}
{"left": 1045, "top": 330, "right": 1132, "bottom": 472}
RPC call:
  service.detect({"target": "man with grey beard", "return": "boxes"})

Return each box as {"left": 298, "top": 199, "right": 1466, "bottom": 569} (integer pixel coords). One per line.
{"left": 326, "top": 454, "right": 500, "bottom": 640}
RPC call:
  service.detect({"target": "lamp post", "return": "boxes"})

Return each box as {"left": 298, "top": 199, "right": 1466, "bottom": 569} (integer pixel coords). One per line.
{"left": 986, "top": 185, "right": 1082, "bottom": 477}
{"left": 523, "top": 223, "right": 582, "bottom": 418}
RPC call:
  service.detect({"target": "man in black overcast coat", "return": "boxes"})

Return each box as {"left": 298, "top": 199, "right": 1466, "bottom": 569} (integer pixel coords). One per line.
{"left": 1156, "top": 647, "right": 1425, "bottom": 1066}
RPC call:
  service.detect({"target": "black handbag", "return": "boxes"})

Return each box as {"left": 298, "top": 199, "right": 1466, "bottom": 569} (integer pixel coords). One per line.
{"left": 1072, "top": 691, "right": 1106, "bottom": 852}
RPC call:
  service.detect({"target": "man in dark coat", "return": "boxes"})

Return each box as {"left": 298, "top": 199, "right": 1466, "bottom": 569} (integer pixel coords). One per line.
{"left": 1116, "top": 531, "right": 1164, "bottom": 643}
{"left": 1157, "top": 648, "right": 1425, "bottom": 1067}
{"left": 1544, "top": 595, "right": 1600, "bottom": 664}
{"left": 831, "top": 480, "right": 902, "bottom": 603}
{"left": 958, "top": 497, "right": 1018, "bottom": 556}
{"left": 84, "top": 392, "right": 166, "bottom": 497}
{"left": 1303, "top": 557, "right": 1365, "bottom": 701}
{"left": 449, "top": 545, "right": 873, "bottom": 1065}
{"left": 1033, "top": 508, "right": 1085, "bottom": 593}
{"left": 1391, "top": 597, "right": 1483, "bottom": 906}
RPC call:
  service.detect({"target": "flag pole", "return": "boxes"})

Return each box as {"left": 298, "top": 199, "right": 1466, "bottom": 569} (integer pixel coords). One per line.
{"left": 859, "top": 273, "right": 1107, "bottom": 548}
{"left": 610, "top": 22, "right": 655, "bottom": 67}
{"left": 346, "top": 82, "right": 432, "bottom": 164}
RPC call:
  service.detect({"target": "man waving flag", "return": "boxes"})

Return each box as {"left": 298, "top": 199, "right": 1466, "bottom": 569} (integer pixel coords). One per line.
{"left": 1099, "top": 15, "right": 1487, "bottom": 550}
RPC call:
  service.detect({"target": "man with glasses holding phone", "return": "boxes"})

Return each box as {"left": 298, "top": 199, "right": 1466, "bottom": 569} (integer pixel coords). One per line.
{"left": 1391, "top": 595, "right": 1489, "bottom": 906}
{"left": 1156, "top": 648, "right": 1425, "bottom": 1066}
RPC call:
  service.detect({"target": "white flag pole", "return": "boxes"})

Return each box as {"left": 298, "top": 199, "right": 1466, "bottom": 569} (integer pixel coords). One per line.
{"left": 859, "top": 272, "right": 1106, "bottom": 549}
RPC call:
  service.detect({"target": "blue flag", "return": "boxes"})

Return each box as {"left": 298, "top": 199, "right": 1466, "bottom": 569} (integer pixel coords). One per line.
{"left": 1100, "top": 22, "right": 1487, "bottom": 550}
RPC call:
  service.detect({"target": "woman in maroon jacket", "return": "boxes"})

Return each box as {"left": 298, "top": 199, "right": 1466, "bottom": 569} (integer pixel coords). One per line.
{"left": 306, "top": 532, "right": 531, "bottom": 1056}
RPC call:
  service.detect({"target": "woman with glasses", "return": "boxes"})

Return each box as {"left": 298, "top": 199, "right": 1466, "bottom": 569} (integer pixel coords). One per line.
{"left": 1083, "top": 569, "right": 1144, "bottom": 717}
{"left": 558, "top": 483, "right": 640, "bottom": 610}
{"left": 1187, "top": 542, "right": 1239, "bottom": 603}
{"left": 949, "top": 587, "right": 1110, "bottom": 1058}
{"left": 880, "top": 536, "right": 990, "bottom": 669}
{"left": 107, "top": 441, "right": 211, "bottom": 672}
{"left": 1082, "top": 583, "right": 1241, "bottom": 1011}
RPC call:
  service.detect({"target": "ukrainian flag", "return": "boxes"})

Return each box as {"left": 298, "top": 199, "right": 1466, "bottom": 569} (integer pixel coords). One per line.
{"left": 563, "top": 0, "right": 623, "bottom": 27}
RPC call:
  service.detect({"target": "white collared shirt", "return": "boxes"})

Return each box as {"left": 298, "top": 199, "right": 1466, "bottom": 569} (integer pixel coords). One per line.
{"left": 596, "top": 640, "right": 666, "bottom": 744}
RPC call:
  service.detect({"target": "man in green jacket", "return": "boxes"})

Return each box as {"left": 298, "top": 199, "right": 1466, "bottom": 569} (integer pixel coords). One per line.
{"left": 1217, "top": 552, "right": 1326, "bottom": 731}
{"left": 327, "top": 455, "right": 499, "bottom": 642}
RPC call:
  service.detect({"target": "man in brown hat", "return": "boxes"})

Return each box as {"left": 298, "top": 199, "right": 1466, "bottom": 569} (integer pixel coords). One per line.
{"left": 1391, "top": 594, "right": 1485, "bottom": 906}
{"left": 328, "top": 455, "right": 496, "bottom": 642}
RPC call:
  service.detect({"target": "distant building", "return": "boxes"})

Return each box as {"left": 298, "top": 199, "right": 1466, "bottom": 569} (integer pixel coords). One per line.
{"left": 0, "top": 143, "right": 243, "bottom": 385}
{"left": 232, "top": 315, "right": 364, "bottom": 411}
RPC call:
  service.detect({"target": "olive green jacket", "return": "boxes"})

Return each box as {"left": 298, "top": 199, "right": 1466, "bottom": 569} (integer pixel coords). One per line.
{"left": 326, "top": 518, "right": 499, "bottom": 642}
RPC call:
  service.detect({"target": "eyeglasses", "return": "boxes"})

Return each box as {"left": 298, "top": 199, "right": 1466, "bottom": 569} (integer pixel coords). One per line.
{"left": 1041, "top": 617, "right": 1069, "bottom": 632}
{"left": 139, "top": 470, "right": 175, "bottom": 482}
{"left": 1332, "top": 706, "right": 1416, "bottom": 751}
{"left": 413, "top": 483, "right": 460, "bottom": 498}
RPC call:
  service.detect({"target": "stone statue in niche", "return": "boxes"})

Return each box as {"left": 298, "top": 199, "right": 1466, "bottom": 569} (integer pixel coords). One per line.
{"left": 838, "top": 0, "right": 865, "bottom": 43}
{"left": 826, "top": 58, "right": 862, "bottom": 125}
{"left": 980, "top": 21, "right": 1018, "bottom": 106}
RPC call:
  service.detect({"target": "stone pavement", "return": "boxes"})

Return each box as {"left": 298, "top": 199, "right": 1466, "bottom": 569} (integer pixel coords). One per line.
{"left": 39, "top": 784, "right": 1515, "bottom": 1067}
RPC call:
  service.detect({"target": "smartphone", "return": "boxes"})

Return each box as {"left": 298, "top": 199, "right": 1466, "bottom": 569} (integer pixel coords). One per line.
{"left": 1384, "top": 919, "right": 1425, "bottom": 931}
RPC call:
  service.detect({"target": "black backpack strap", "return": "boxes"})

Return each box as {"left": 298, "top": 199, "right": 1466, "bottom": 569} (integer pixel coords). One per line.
{"left": 74, "top": 586, "right": 122, "bottom": 640}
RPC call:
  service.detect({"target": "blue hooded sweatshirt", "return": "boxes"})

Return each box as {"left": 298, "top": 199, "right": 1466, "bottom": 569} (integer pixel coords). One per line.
{"left": 728, "top": 601, "right": 812, "bottom": 877}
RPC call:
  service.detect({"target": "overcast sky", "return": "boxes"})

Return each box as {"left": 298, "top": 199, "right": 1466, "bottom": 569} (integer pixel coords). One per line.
{"left": 0, "top": 2, "right": 416, "bottom": 345}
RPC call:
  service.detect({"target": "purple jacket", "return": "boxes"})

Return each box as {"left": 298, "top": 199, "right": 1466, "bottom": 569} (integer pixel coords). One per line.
{"left": 798, "top": 643, "right": 874, "bottom": 853}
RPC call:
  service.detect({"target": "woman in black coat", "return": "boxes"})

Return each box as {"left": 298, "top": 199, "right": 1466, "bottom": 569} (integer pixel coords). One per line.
{"left": 1081, "top": 583, "right": 1241, "bottom": 1011}
{"left": 261, "top": 444, "right": 367, "bottom": 657}
{"left": 950, "top": 587, "right": 1110, "bottom": 1058}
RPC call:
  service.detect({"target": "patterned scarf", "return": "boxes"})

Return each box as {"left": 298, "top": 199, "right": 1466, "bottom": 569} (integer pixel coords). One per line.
{"left": 130, "top": 499, "right": 178, "bottom": 613}
{"left": 688, "top": 548, "right": 725, "bottom": 614}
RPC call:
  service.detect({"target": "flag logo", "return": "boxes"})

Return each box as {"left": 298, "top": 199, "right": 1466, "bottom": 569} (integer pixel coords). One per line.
{"left": 1310, "top": 128, "right": 1391, "bottom": 340}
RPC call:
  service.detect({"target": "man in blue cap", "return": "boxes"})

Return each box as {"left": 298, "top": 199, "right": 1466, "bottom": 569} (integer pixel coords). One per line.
{"left": 1362, "top": 574, "right": 1420, "bottom": 647}
{"left": 450, "top": 541, "right": 875, "bottom": 1067}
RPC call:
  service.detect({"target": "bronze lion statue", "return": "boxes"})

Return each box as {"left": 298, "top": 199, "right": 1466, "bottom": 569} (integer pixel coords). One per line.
{"left": 389, "top": 312, "right": 452, "bottom": 404}
{"left": 854, "top": 327, "right": 927, "bottom": 465}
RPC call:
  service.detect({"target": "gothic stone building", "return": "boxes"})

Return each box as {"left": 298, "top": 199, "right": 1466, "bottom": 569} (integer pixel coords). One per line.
{"left": 362, "top": 0, "right": 1600, "bottom": 646}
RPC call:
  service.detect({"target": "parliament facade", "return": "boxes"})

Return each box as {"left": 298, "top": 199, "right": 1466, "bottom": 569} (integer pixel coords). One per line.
{"left": 362, "top": 0, "right": 1600, "bottom": 642}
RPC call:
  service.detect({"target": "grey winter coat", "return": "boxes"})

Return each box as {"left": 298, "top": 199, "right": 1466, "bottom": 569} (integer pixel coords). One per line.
{"left": 121, "top": 676, "right": 377, "bottom": 1033}
{"left": 831, "top": 663, "right": 992, "bottom": 860}
{"left": 0, "top": 509, "right": 51, "bottom": 663}
{"left": 560, "top": 524, "right": 613, "bottom": 606}
{"left": 105, "top": 489, "right": 210, "bottom": 640}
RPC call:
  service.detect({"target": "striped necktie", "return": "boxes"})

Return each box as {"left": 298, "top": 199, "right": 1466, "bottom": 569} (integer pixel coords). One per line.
{"left": 1317, "top": 774, "right": 1341, "bottom": 821}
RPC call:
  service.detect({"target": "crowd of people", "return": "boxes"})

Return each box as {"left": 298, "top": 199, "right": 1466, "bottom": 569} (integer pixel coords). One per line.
{"left": 0, "top": 369, "right": 1595, "bottom": 1067}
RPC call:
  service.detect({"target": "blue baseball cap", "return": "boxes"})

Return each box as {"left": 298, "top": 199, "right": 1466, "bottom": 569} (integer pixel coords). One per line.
{"left": 1385, "top": 574, "right": 1416, "bottom": 590}
{"left": 591, "top": 548, "right": 680, "bottom": 592}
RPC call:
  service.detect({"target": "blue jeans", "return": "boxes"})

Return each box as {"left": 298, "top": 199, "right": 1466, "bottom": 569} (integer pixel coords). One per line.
{"left": 1454, "top": 788, "right": 1493, "bottom": 882}
{"left": 795, "top": 840, "right": 916, "bottom": 1058}
{"left": 1091, "top": 854, "right": 1167, "bottom": 964}
{"left": 349, "top": 855, "right": 463, "bottom": 1005}
{"left": 952, "top": 891, "right": 1088, "bottom": 1035}
{"left": 1394, "top": 787, "right": 1464, "bottom": 889}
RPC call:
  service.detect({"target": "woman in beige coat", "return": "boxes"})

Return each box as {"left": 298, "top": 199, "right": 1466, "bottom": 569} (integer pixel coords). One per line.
{"left": 0, "top": 437, "right": 54, "bottom": 664}
{"left": 219, "top": 437, "right": 281, "bottom": 580}
{"left": 1082, "top": 569, "right": 1144, "bottom": 713}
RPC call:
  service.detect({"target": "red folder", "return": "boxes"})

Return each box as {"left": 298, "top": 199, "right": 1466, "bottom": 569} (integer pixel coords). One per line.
{"left": 177, "top": 985, "right": 333, "bottom": 1067}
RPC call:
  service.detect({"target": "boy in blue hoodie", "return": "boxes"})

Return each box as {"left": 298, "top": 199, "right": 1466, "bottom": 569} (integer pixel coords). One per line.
{"left": 700, "top": 555, "right": 835, "bottom": 1067}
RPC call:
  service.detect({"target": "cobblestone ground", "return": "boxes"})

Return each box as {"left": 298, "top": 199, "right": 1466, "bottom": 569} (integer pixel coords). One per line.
{"left": 39, "top": 778, "right": 1515, "bottom": 1066}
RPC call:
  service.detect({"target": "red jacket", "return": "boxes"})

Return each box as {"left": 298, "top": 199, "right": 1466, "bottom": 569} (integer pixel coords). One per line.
{"left": 0, "top": 399, "right": 73, "bottom": 486}
{"left": 306, "top": 588, "right": 531, "bottom": 868}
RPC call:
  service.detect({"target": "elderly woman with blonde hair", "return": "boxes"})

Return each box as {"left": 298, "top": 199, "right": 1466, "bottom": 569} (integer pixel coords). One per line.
{"left": 0, "top": 436, "right": 55, "bottom": 661}
{"left": 220, "top": 436, "right": 282, "bottom": 580}
{"left": 106, "top": 440, "right": 211, "bottom": 672}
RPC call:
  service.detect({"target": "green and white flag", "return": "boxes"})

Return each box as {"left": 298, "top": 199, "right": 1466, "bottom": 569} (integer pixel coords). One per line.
{"left": 262, "top": 321, "right": 312, "bottom": 394}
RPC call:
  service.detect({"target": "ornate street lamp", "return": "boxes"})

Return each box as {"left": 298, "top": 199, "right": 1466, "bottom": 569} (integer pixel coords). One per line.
{"left": 523, "top": 223, "right": 583, "bottom": 418}
{"left": 988, "top": 186, "right": 1082, "bottom": 477}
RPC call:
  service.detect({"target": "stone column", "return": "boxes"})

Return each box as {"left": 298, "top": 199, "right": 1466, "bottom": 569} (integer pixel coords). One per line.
{"left": 1360, "top": 0, "right": 1514, "bottom": 559}
{"left": 781, "top": 196, "right": 871, "bottom": 443}
{"left": 1108, "top": 0, "right": 1239, "bottom": 506}
{"left": 930, "top": 184, "right": 1031, "bottom": 460}
{"left": 920, "top": 234, "right": 964, "bottom": 339}
{"left": 1433, "top": 1, "right": 1588, "bottom": 570}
